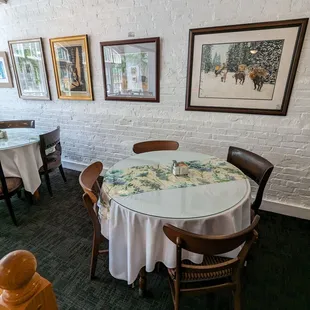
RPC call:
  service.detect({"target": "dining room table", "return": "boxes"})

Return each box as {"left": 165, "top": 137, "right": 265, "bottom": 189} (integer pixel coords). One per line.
{"left": 99, "top": 150, "right": 251, "bottom": 296}
{"left": 0, "top": 128, "right": 47, "bottom": 197}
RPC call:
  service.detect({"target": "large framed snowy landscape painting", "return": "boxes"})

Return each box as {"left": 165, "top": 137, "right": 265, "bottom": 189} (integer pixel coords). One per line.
{"left": 185, "top": 19, "right": 308, "bottom": 115}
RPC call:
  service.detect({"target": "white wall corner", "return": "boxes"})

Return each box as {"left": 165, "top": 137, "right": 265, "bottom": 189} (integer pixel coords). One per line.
{"left": 260, "top": 199, "right": 310, "bottom": 220}
{"left": 62, "top": 159, "right": 106, "bottom": 176}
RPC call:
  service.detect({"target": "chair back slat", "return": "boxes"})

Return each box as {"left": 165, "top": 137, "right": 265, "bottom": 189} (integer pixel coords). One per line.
{"left": 40, "top": 127, "right": 61, "bottom": 150}
{"left": 133, "top": 140, "right": 179, "bottom": 154}
{"left": 82, "top": 193, "right": 101, "bottom": 236}
{"left": 163, "top": 216, "right": 260, "bottom": 256}
{"left": 39, "top": 127, "right": 62, "bottom": 167}
{"left": 0, "top": 120, "right": 35, "bottom": 129}
{"left": 227, "top": 146, "right": 274, "bottom": 211}
{"left": 79, "top": 162, "right": 103, "bottom": 204}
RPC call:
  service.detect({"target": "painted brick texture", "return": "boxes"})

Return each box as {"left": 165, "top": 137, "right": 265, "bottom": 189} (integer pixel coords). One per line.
{"left": 0, "top": 0, "right": 309, "bottom": 208}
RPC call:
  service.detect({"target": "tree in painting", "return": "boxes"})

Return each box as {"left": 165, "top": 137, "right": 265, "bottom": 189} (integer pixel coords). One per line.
{"left": 253, "top": 40, "right": 284, "bottom": 84}
{"left": 227, "top": 44, "right": 240, "bottom": 71}
{"left": 201, "top": 45, "right": 212, "bottom": 73}
{"left": 199, "top": 39, "right": 284, "bottom": 100}
{"left": 212, "top": 52, "right": 221, "bottom": 69}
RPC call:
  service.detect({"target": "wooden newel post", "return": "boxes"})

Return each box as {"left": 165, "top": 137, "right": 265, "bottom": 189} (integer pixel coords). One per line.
{"left": 0, "top": 250, "right": 58, "bottom": 310}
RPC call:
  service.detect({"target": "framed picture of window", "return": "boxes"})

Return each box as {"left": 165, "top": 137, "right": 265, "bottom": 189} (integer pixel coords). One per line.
{"left": 0, "top": 52, "right": 13, "bottom": 88}
{"left": 100, "top": 37, "right": 160, "bottom": 102}
{"left": 50, "top": 35, "right": 93, "bottom": 101}
{"left": 8, "top": 38, "right": 50, "bottom": 100}
{"left": 185, "top": 19, "right": 308, "bottom": 115}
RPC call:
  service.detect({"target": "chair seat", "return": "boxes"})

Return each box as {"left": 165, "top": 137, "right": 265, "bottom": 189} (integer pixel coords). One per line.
{"left": 168, "top": 256, "right": 232, "bottom": 282}
{"left": 0, "top": 177, "right": 23, "bottom": 197}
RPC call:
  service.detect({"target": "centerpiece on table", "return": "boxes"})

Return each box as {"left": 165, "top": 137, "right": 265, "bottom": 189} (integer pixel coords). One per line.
{"left": 0, "top": 130, "right": 8, "bottom": 140}
{"left": 172, "top": 160, "right": 189, "bottom": 176}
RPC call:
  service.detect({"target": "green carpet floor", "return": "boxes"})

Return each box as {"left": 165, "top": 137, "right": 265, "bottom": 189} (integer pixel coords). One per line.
{"left": 0, "top": 169, "right": 309, "bottom": 309}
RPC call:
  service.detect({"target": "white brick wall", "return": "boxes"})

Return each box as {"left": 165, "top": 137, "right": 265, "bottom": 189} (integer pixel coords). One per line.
{"left": 0, "top": 0, "right": 309, "bottom": 209}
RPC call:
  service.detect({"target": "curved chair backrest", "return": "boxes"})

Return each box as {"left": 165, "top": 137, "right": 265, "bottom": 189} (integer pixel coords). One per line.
{"left": 82, "top": 192, "right": 101, "bottom": 240}
{"left": 79, "top": 162, "right": 103, "bottom": 204}
{"left": 164, "top": 215, "right": 260, "bottom": 256}
{"left": 227, "top": 146, "right": 274, "bottom": 212}
{"left": 0, "top": 120, "right": 35, "bottom": 129}
{"left": 133, "top": 140, "right": 179, "bottom": 154}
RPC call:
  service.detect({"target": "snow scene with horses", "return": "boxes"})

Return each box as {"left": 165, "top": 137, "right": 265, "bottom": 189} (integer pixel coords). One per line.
{"left": 199, "top": 40, "right": 284, "bottom": 100}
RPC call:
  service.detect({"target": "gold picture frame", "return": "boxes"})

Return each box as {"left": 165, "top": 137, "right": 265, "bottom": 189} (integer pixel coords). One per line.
{"left": 50, "top": 35, "right": 93, "bottom": 101}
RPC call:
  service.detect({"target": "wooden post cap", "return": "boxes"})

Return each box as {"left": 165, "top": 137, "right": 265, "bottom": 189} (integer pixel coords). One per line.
{"left": 0, "top": 250, "right": 37, "bottom": 291}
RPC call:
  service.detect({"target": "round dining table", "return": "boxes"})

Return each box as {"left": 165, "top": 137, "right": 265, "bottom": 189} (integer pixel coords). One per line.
{"left": 99, "top": 150, "right": 251, "bottom": 293}
{"left": 0, "top": 128, "right": 45, "bottom": 194}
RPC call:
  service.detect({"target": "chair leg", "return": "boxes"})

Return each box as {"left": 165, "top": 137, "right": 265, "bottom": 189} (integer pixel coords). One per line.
{"left": 174, "top": 282, "right": 180, "bottom": 310}
{"left": 17, "top": 189, "right": 22, "bottom": 199}
{"left": 233, "top": 285, "right": 241, "bottom": 310}
{"left": 155, "top": 262, "right": 161, "bottom": 272}
{"left": 90, "top": 233, "right": 99, "bottom": 280}
{"left": 4, "top": 196, "right": 17, "bottom": 226}
{"left": 44, "top": 172, "right": 53, "bottom": 197}
{"left": 24, "top": 190, "right": 33, "bottom": 206}
{"left": 139, "top": 267, "right": 147, "bottom": 297}
{"left": 58, "top": 165, "right": 67, "bottom": 183}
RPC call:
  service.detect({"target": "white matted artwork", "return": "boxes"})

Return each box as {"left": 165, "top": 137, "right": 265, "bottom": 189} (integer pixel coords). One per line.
{"left": 0, "top": 52, "right": 13, "bottom": 88}
{"left": 185, "top": 19, "right": 308, "bottom": 116}
{"left": 8, "top": 38, "right": 50, "bottom": 100}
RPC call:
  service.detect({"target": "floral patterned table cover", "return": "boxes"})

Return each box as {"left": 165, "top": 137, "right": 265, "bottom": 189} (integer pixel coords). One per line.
{"left": 101, "top": 158, "right": 246, "bottom": 203}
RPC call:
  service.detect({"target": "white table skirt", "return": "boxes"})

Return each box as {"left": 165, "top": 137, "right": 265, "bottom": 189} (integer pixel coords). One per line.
{"left": 99, "top": 151, "right": 251, "bottom": 284}
{"left": 100, "top": 186, "right": 251, "bottom": 285}
{"left": 0, "top": 143, "right": 43, "bottom": 194}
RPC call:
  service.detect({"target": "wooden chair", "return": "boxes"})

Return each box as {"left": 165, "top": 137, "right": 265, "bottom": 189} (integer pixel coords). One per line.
{"left": 0, "top": 120, "right": 35, "bottom": 129}
{"left": 163, "top": 215, "right": 260, "bottom": 310}
{"left": 133, "top": 140, "right": 179, "bottom": 154}
{"left": 0, "top": 250, "right": 58, "bottom": 309}
{"left": 0, "top": 161, "right": 23, "bottom": 226}
{"left": 79, "top": 162, "right": 108, "bottom": 279}
{"left": 79, "top": 161, "right": 103, "bottom": 204}
{"left": 227, "top": 146, "right": 274, "bottom": 215}
{"left": 39, "top": 127, "right": 66, "bottom": 197}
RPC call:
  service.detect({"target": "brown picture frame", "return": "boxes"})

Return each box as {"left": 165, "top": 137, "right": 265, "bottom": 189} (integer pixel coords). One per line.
{"left": 100, "top": 37, "right": 160, "bottom": 102}
{"left": 185, "top": 19, "right": 308, "bottom": 116}
{"left": 50, "top": 35, "right": 93, "bottom": 101}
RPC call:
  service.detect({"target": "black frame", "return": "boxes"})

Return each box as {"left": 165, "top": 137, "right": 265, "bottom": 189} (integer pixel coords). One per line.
{"left": 100, "top": 37, "right": 160, "bottom": 103}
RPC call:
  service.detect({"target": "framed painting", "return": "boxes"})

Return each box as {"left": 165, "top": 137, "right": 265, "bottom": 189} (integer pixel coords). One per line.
{"left": 100, "top": 37, "right": 160, "bottom": 102}
{"left": 0, "top": 52, "right": 13, "bottom": 88}
{"left": 8, "top": 38, "right": 50, "bottom": 100}
{"left": 185, "top": 19, "right": 308, "bottom": 115}
{"left": 50, "top": 35, "right": 93, "bottom": 101}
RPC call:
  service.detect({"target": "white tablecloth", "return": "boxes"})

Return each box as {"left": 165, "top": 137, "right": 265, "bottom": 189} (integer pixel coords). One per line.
{"left": 100, "top": 151, "right": 251, "bottom": 284}
{"left": 0, "top": 129, "right": 44, "bottom": 194}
